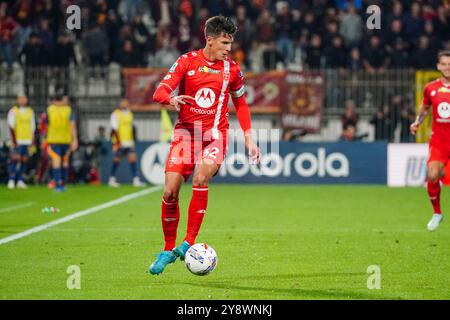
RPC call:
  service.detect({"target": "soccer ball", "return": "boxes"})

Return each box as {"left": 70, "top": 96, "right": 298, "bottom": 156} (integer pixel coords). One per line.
{"left": 185, "top": 243, "right": 218, "bottom": 276}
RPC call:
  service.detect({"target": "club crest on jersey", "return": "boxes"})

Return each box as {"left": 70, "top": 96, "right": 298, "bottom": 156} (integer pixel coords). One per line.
{"left": 198, "top": 66, "right": 220, "bottom": 74}
{"left": 437, "top": 102, "right": 450, "bottom": 119}
{"left": 169, "top": 62, "right": 178, "bottom": 73}
{"left": 195, "top": 88, "right": 216, "bottom": 109}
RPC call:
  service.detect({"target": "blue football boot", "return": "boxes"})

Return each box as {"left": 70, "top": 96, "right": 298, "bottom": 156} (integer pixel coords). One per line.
{"left": 172, "top": 241, "right": 191, "bottom": 261}
{"left": 149, "top": 251, "right": 177, "bottom": 275}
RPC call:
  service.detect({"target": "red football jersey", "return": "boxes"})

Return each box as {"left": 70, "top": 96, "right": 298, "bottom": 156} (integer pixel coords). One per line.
{"left": 422, "top": 79, "right": 450, "bottom": 150}
{"left": 157, "top": 49, "right": 245, "bottom": 138}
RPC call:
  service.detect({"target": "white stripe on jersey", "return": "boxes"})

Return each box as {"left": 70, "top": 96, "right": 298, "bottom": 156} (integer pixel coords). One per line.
{"left": 212, "top": 60, "right": 230, "bottom": 139}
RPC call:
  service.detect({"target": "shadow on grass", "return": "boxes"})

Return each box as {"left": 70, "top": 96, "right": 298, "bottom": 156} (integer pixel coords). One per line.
{"left": 180, "top": 272, "right": 403, "bottom": 300}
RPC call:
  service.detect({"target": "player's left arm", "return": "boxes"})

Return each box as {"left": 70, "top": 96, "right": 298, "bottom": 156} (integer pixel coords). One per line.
{"left": 231, "top": 66, "right": 260, "bottom": 164}
{"left": 70, "top": 112, "right": 78, "bottom": 151}
{"left": 7, "top": 108, "right": 17, "bottom": 147}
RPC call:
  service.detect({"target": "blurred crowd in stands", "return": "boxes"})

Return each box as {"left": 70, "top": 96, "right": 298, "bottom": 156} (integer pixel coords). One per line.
{"left": 0, "top": 0, "right": 449, "bottom": 72}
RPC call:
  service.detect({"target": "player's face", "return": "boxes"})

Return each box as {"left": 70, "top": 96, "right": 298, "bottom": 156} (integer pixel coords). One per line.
{"left": 437, "top": 56, "right": 450, "bottom": 79}
{"left": 119, "top": 99, "right": 129, "bottom": 110}
{"left": 17, "top": 96, "right": 28, "bottom": 106}
{"left": 207, "top": 33, "right": 233, "bottom": 61}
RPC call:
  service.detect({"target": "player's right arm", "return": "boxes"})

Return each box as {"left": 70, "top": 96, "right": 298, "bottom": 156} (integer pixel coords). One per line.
{"left": 410, "top": 84, "right": 432, "bottom": 135}
{"left": 153, "top": 55, "right": 195, "bottom": 112}
{"left": 110, "top": 111, "right": 121, "bottom": 148}
{"left": 7, "top": 108, "right": 17, "bottom": 148}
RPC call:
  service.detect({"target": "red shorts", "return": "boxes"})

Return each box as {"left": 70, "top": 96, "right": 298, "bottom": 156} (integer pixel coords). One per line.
{"left": 428, "top": 145, "right": 450, "bottom": 165}
{"left": 165, "top": 135, "right": 228, "bottom": 181}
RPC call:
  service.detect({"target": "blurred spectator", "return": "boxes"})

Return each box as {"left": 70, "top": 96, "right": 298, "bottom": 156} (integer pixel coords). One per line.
{"left": 403, "top": 2, "right": 424, "bottom": 42}
{"left": 232, "top": 5, "right": 253, "bottom": 52}
{"left": 196, "top": 7, "right": 209, "bottom": 46}
{"left": 105, "top": 9, "right": 123, "bottom": 63}
{"left": 117, "top": 39, "right": 140, "bottom": 67}
{"left": 131, "top": 14, "right": 152, "bottom": 63}
{"left": 305, "top": 34, "right": 323, "bottom": 69}
{"left": 82, "top": 23, "right": 109, "bottom": 66}
{"left": 384, "top": 19, "right": 406, "bottom": 53}
{"left": 411, "top": 36, "right": 436, "bottom": 69}
{"left": 53, "top": 32, "right": 77, "bottom": 95}
{"left": 19, "top": 32, "right": 49, "bottom": 67}
{"left": 399, "top": 102, "right": 416, "bottom": 142}
{"left": 0, "top": 6, "right": 18, "bottom": 68}
{"left": 262, "top": 41, "right": 284, "bottom": 71}
{"left": 154, "top": 37, "right": 180, "bottom": 68}
{"left": 347, "top": 47, "right": 362, "bottom": 70}
{"left": 340, "top": 124, "right": 368, "bottom": 141}
{"left": 175, "top": 14, "right": 192, "bottom": 54}
{"left": 37, "top": 18, "right": 54, "bottom": 54}
{"left": 247, "top": 40, "right": 264, "bottom": 72}
{"left": 339, "top": 5, "right": 363, "bottom": 48}
{"left": 323, "top": 21, "right": 340, "bottom": 49}
{"left": 256, "top": 9, "right": 274, "bottom": 44}
{"left": 340, "top": 124, "right": 357, "bottom": 141}
{"left": 231, "top": 41, "right": 245, "bottom": 66}
{"left": 274, "top": 1, "right": 294, "bottom": 63}
{"left": 324, "top": 35, "right": 347, "bottom": 69}
{"left": 118, "top": 0, "right": 149, "bottom": 23}
{"left": 363, "top": 35, "right": 389, "bottom": 73}
{"left": 302, "top": 11, "right": 317, "bottom": 38}
{"left": 389, "top": 38, "right": 410, "bottom": 68}
{"left": 370, "top": 103, "right": 395, "bottom": 141}
{"left": 341, "top": 100, "right": 359, "bottom": 129}
{"left": 93, "top": 126, "right": 109, "bottom": 167}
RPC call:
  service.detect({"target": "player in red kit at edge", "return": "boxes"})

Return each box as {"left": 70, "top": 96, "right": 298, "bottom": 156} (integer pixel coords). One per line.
{"left": 149, "top": 16, "right": 260, "bottom": 275}
{"left": 411, "top": 51, "right": 450, "bottom": 231}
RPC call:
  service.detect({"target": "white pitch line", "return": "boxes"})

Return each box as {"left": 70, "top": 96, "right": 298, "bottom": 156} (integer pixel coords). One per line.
{"left": 0, "top": 186, "right": 162, "bottom": 246}
{"left": 0, "top": 202, "right": 36, "bottom": 214}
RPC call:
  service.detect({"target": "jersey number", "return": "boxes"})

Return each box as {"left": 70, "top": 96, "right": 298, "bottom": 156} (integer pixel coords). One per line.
{"left": 203, "top": 147, "right": 219, "bottom": 159}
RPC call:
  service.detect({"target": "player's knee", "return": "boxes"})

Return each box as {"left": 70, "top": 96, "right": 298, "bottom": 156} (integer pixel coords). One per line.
{"left": 163, "top": 188, "right": 179, "bottom": 202}
{"left": 427, "top": 169, "right": 440, "bottom": 182}
{"left": 192, "top": 174, "right": 209, "bottom": 187}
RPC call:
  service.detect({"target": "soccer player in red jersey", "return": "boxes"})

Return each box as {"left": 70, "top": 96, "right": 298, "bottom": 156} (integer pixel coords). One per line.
{"left": 411, "top": 51, "right": 450, "bottom": 231}
{"left": 149, "top": 16, "right": 260, "bottom": 275}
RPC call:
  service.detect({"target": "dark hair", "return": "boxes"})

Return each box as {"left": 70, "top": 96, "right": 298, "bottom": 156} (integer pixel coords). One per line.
{"left": 438, "top": 50, "right": 450, "bottom": 62}
{"left": 204, "top": 15, "right": 238, "bottom": 38}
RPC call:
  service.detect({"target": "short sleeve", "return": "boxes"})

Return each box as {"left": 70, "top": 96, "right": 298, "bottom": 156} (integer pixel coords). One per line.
{"left": 7, "top": 108, "right": 16, "bottom": 129}
{"left": 422, "top": 84, "right": 431, "bottom": 106}
{"left": 158, "top": 55, "right": 189, "bottom": 92}
{"left": 110, "top": 111, "right": 118, "bottom": 130}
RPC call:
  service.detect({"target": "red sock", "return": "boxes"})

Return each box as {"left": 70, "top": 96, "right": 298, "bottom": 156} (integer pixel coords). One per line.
{"left": 427, "top": 180, "right": 442, "bottom": 214}
{"left": 184, "top": 186, "right": 208, "bottom": 245}
{"left": 161, "top": 198, "right": 180, "bottom": 250}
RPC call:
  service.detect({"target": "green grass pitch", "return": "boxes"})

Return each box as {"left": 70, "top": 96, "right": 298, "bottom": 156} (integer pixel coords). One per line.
{"left": 0, "top": 184, "right": 449, "bottom": 300}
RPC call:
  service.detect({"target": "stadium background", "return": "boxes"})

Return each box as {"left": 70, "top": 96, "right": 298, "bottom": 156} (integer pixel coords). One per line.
{"left": 0, "top": 0, "right": 449, "bottom": 185}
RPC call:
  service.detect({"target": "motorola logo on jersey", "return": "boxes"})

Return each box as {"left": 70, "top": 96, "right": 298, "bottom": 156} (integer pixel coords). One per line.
{"left": 195, "top": 88, "right": 216, "bottom": 108}
{"left": 437, "top": 102, "right": 450, "bottom": 119}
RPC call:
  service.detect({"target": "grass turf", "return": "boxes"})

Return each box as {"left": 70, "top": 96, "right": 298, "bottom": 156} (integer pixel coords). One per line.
{"left": 0, "top": 184, "right": 449, "bottom": 300}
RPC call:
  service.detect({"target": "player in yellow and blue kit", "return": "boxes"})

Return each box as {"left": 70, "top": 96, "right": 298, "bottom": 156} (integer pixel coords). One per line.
{"left": 46, "top": 95, "right": 78, "bottom": 192}
{"left": 7, "top": 96, "right": 35, "bottom": 189}
{"left": 108, "top": 99, "right": 145, "bottom": 187}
